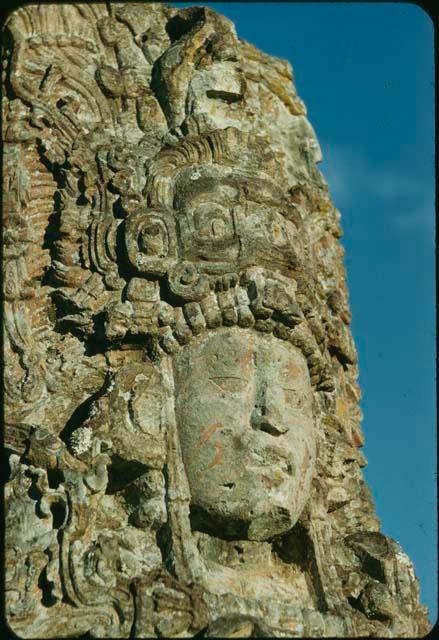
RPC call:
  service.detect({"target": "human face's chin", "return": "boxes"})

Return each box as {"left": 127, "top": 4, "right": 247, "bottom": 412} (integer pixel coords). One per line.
{"left": 197, "top": 425, "right": 312, "bottom": 540}
{"left": 192, "top": 446, "right": 302, "bottom": 541}
{"left": 217, "top": 476, "right": 302, "bottom": 542}
{"left": 190, "top": 476, "right": 301, "bottom": 542}
{"left": 184, "top": 424, "right": 311, "bottom": 540}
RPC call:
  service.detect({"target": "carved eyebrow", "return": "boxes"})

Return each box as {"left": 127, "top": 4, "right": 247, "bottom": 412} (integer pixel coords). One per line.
{"left": 208, "top": 376, "right": 248, "bottom": 393}
{"left": 209, "top": 376, "right": 246, "bottom": 380}
{"left": 209, "top": 375, "right": 248, "bottom": 383}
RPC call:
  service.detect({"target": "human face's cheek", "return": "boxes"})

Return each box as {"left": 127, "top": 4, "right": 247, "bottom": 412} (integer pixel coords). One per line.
{"left": 176, "top": 376, "right": 254, "bottom": 490}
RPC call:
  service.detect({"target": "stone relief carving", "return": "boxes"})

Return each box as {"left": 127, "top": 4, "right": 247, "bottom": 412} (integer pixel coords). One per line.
{"left": 3, "top": 2, "right": 430, "bottom": 637}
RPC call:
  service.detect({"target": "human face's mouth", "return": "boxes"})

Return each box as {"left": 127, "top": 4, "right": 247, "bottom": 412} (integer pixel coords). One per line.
{"left": 247, "top": 446, "right": 295, "bottom": 479}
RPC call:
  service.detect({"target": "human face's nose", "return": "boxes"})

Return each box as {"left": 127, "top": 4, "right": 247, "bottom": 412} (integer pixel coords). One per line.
{"left": 250, "top": 382, "right": 288, "bottom": 437}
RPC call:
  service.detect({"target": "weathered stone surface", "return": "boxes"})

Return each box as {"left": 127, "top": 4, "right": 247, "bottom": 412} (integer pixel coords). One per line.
{"left": 2, "top": 2, "right": 430, "bottom": 637}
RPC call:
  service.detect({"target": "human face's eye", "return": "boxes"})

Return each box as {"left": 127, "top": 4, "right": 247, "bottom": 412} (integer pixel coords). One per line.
{"left": 280, "top": 386, "right": 306, "bottom": 409}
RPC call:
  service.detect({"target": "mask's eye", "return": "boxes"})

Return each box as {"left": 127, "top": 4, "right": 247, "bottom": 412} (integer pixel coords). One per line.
{"left": 193, "top": 203, "right": 233, "bottom": 240}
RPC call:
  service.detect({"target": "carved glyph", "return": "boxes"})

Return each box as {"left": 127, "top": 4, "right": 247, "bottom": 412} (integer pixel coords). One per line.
{"left": 3, "top": 3, "right": 430, "bottom": 637}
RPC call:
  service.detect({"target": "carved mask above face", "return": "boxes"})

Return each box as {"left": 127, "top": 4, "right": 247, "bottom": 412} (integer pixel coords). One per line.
{"left": 174, "top": 168, "right": 241, "bottom": 267}
{"left": 173, "top": 327, "right": 316, "bottom": 540}
{"left": 173, "top": 165, "right": 303, "bottom": 276}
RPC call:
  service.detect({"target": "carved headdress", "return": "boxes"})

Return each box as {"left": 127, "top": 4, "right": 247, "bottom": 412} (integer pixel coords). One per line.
{"left": 47, "top": 120, "right": 336, "bottom": 391}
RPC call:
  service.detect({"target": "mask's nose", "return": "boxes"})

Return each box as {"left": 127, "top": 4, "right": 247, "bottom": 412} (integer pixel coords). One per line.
{"left": 250, "top": 383, "right": 288, "bottom": 437}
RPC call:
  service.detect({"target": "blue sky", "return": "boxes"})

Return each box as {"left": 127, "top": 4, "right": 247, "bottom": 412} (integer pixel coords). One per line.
{"left": 171, "top": 1, "right": 436, "bottom": 623}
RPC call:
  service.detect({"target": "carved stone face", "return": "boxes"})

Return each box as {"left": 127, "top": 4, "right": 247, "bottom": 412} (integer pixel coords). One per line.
{"left": 174, "top": 328, "right": 316, "bottom": 540}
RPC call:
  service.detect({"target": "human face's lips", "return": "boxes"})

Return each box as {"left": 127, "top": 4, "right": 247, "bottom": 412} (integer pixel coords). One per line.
{"left": 248, "top": 444, "right": 296, "bottom": 478}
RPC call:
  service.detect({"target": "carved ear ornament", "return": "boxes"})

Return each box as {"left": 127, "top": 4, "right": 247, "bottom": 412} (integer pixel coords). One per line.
{"left": 125, "top": 208, "right": 178, "bottom": 276}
